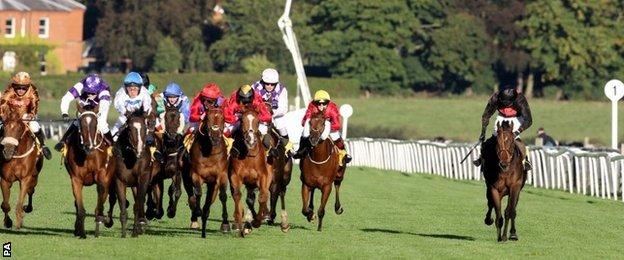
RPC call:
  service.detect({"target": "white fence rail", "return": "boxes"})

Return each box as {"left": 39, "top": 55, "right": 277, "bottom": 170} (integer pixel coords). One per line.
{"left": 346, "top": 138, "right": 624, "bottom": 202}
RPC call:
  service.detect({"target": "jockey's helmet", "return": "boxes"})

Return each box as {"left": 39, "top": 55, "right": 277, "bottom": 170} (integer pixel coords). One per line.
{"left": 164, "top": 82, "right": 183, "bottom": 97}
{"left": 261, "top": 68, "right": 279, "bottom": 84}
{"left": 237, "top": 84, "right": 254, "bottom": 105}
{"left": 123, "top": 72, "right": 143, "bottom": 87}
{"left": 200, "top": 83, "right": 221, "bottom": 100}
{"left": 140, "top": 72, "right": 150, "bottom": 87}
{"left": 11, "top": 71, "right": 31, "bottom": 87}
{"left": 314, "top": 90, "right": 330, "bottom": 102}
{"left": 82, "top": 74, "right": 103, "bottom": 94}
{"left": 498, "top": 87, "right": 517, "bottom": 107}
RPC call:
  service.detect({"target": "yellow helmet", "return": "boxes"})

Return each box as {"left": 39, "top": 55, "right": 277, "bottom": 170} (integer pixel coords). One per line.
{"left": 313, "top": 90, "right": 330, "bottom": 102}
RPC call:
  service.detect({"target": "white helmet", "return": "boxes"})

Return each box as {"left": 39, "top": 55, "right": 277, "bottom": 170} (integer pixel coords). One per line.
{"left": 262, "top": 68, "right": 279, "bottom": 84}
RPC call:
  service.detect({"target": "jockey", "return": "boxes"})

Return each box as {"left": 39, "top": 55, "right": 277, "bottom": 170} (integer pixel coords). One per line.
{"left": 189, "top": 83, "right": 226, "bottom": 131}
{"left": 251, "top": 68, "right": 294, "bottom": 156}
{"left": 223, "top": 84, "right": 273, "bottom": 153}
{"left": 293, "top": 90, "right": 352, "bottom": 166}
{"left": 0, "top": 72, "right": 51, "bottom": 160}
{"left": 54, "top": 74, "right": 113, "bottom": 152}
{"left": 155, "top": 82, "right": 190, "bottom": 134}
{"left": 141, "top": 72, "right": 163, "bottom": 115}
{"left": 111, "top": 72, "right": 160, "bottom": 161}
{"left": 473, "top": 85, "right": 533, "bottom": 171}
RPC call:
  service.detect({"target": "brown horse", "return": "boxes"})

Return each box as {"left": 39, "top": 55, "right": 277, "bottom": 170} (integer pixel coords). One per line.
{"left": 113, "top": 109, "right": 154, "bottom": 237}
{"left": 0, "top": 110, "right": 43, "bottom": 229}
{"left": 63, "top": 104, "right": 116, "bottom": 238}
{"left": 182, "top": 107, "right": 231, "bottom": 238}
{"left": 299, "top": 111, "right": 345, "bottom": 231}
{"left": 482, "top": 121, "right": 527, "bottom": 242}
{"left": 229, "top": 106, "right": 273, "bottom": 237}
{"left": 147, "top": 104, "right": 183, "bottom": 220}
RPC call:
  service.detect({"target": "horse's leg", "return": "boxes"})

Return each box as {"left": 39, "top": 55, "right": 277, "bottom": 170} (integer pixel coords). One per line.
{"left": 116, "top": 179, "right": 128, "bottom": 238}
{"left": 1, "top": 179, "right": 12, "bottom": 228}
{"left": 301, "top": 184, "right": 314, "bottom": 222}
{"left": 230, "top": 174, "right": 245, "bottom": 237}
{"left": 253, "top": 174, "right": 270, "bottom": 229}
{"left": 245, "top": 186, "right": 257, "bottom": 223}
{"left": 508, "top": 186, "right": 522, "bottom": 241}
{"left": 201, "top": 182, "right": 217, "bottom": 238}
{"left": 15, "top": 176, "right": 33, "bottom": 230}
{"left": 134, "top": 170, "right": 151, "bottom": 236}
{"left": 154, "top": 179, "right": 164, "bottom": 219}
{"left": 484, "top": 186, "right": 494, "bottom": 226}
{"left": 181, "top": 164, "right": 197, "bottom": 227}
{"left": 334, "top": 178, "right": 344, "bottom": 215}
{"left": 167, "top": 172, "right": 182, "bottom": 218}
{"left": 279, "top": 187, "right": 290, "bottom": 232}
{"left": 190, "top": 175, "right": 203, "bottom": 230}
{"left": 219, "top": 182, "right": 231, "bottom": 233}
{"left": 317, "top": 184, "right": 332, "bottom": 232}
{"left": 146, "top": 181, "right": 156, "bottom": 220}
{"left": 268, "top": 182, "right": 278, "bottom": 225}
{"left": 23, "top": 187, "right": 34, "bottom": 213}
{"left": 94, "top": 179, "right": 109, "bottom": 238}
{"left": 491, "top": 188, "right": 504, "bottom": 242}
{"left": 105, "top": 181, "right": 117, "bottom": 228}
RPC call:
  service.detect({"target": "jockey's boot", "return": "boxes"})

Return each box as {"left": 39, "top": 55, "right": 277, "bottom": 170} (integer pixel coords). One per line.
{"left": 35, "top": 130, "right": 52, "bottom": 160}
{"left": 224, "top": 136, "right": 234, "bottom": 156}
{"left": 281, "top": 134, "right": 294, "bottom": 158}
{"left": 293, "top": 136, "right": 310, "bottom": 159}
{"left": 262, "top": 134, "right": 274, "bottom": 157}
{"left": 334, "top": 138, "right": 352, "bottom": 166}
{"left": 515, "top": 139, "right": 532, "bottom": 171}
{"left": 150, "top": 146, "right": 164, "bottom": 163}
{"left": 103, "top": 131, "right": 114, "bottom": 146}
{"left": 54, "top": 123, "right": 77, "bottom": 152}
{"left": 473, "top": 156, "right": 483, "bottom": 167}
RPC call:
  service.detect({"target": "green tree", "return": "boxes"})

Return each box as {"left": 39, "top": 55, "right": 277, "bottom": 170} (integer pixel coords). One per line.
{"left": 152, "top": 37, "right": 182, "bottom": 73}
{"left": 241, "top": 55, "right": 276, "bottom": 74}
{"left": 185, "top": 41, "right": 213, "bottom": 72}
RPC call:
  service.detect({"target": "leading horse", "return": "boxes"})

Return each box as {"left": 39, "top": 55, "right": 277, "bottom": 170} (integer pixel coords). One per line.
{"left": 63, "top": 104, "right": 116, "bottom": 238}
{"left": 299, "top": 111, "right": 346, "bottom": 231}
{"left": 0, "top": 109, "right": 43, "bottom": 229}
{"left": 481, "top": 121, "right": 527, "bottom": 242}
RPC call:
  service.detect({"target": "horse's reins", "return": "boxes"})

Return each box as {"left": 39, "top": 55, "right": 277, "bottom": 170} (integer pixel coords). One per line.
{"left": 4, "top": 122, "right": 37, "bottom": 159}
{"left": 78, "top": 111, "right": 105, "bottom": 151}
{"left": 306, "top": 138, "right": 337, "bottom": 165}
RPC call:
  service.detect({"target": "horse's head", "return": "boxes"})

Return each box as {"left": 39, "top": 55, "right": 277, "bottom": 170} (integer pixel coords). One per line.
{"left": 125, "top": 110, "right": 148, "bottom": 158}
{"left": 240, "top": 106, "right": 260, "bottom": 149}
{"left": 0, "top": 112, "right": 26, "bottom": 160}
{"left": 164, "top": 103, "right": 181, "bottom": 138}
{"left": 202, "top": 107, "right": 224, "bottom": 145}
{"left": 77, "top": 104, "right": 100, "bottom": 153}
{"left": 495, "top": 121, "right": 516, "bottom": 171}
{"left": 308, "top": 111, "right": 326, "bottom": 146}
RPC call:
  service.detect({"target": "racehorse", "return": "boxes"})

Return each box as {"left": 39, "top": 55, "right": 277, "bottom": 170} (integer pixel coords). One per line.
{"left": 299, "top": 111, "right": 346, "bottom": 231}
{"left": 182, "top": 107, "right": 230, "bottom": 238}
{"left": 147, "top": 104, "right": 183, "bottom": 220}
{"left": 0, "top": 109, "right": 43, "bottom": 229}
{"left": 113, "top": 109, "right": 153, "bottom": 237}
{"left": 481, "top": 121, "right": 527, "bottom": 242}
{"left": 63, "top": 104, "right": 116, "bottom": 238}
{"left": 229, "top": 106, "right": 273, "bottom": 237}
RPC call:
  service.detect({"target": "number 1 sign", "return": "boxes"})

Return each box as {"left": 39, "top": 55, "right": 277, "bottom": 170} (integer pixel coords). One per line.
{"left": 604, "top": 79, "right": 624, "bottom": 149}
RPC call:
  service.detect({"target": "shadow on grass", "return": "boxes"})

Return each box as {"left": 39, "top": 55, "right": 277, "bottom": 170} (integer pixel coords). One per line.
{"left": 0, "top": 227, "right": 63, "bottom": 237}
{"left": 524, "top": 190, "right": 571, "bottom": 201}
{"left": 360, "top": 228, "right": 474, "bottom": 241}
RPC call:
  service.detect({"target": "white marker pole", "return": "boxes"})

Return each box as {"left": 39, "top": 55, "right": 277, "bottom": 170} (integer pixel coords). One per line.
{"left": 340, "top": 104, "right": 354, "bottom": 139}
{"left": 604, "top": 79, "right": 624, "bottom": 150}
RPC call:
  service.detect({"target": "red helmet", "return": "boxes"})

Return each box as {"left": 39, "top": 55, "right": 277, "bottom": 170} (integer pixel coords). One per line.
{"left": 199, "top": 83, "right": 222, "bottom": 99}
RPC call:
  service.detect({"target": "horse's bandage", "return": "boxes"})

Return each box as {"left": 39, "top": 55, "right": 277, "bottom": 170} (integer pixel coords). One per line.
{"left": 1, "top": 137, "right": 19, "bottom": 146}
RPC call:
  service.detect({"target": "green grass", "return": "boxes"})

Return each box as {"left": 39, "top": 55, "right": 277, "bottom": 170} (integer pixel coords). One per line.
{"left": 1, "top": 150, "right": 623, "bottom": 258}
{"left": 337, "top": 96, "right": 623, "bottom": 145}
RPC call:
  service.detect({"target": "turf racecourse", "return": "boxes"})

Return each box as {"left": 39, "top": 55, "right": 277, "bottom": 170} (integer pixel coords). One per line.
{"left": 1, "top": 151, "right": 623, "bottom": 259}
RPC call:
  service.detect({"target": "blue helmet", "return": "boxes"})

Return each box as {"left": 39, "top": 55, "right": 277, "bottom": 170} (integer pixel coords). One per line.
{"left": 123, "top": 72, "right": 143, "bottom": 87}
{"left": 163, "top": 82, "right": 183, "bottom": 97}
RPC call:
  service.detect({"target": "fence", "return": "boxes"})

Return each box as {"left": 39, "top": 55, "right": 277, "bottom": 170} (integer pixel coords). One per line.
{"left": 41, "top": 122, "right": 70, "bottom": 141}
{"left": 345, "top": 138, "right": 624, "bottom": 202}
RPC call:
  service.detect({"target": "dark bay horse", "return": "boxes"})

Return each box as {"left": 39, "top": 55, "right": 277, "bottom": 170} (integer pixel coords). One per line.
{"left": 114, "top": 110, "right": 154, "bottom": 237}
{"left": 182, "top": 107, "right": 230, "bottom": 238}
{"left": 147, "top": 104, "right": 184, "bottom": 220}
{"left": 300, "top": 111, "right": 345, "bottom": 231}
{"left": 63, "top": 104, "right": 116, "bottom": 238}
{"left": 0, "top": 110, "right": 43, "bottom": 229}
{"left": 229, "top": 107, "right": 273, "bottom": 237}
{"left": 482, "top": 121, "right": 527, "bottom": 242}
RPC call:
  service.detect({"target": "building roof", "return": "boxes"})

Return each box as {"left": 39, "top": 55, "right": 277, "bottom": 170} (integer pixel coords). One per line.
{"left": 0, "top": 0, "right": 85, "bottom": 11}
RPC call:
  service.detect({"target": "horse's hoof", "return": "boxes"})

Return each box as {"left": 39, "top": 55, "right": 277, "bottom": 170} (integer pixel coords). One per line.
{"left": 251, "top": 219, "right": 262, "bottom": 228}
{"left": 267, "top": 219, "right": 275, "bottom": 225}
{"left": 23, "top": 205, "right": 33, "bottom": 213}
{"left": 146, "top": 210, "right": 155, "bottom": 221}
{"left": 335, "top": 207, "right": 344, "bottom": 215}
{"left": 3, "top": 218, "right": 12, "bottom": 229}
{"left": 243, "top": 228, "right": 251, "bottom": 236}
{"left": 281, "top": 223, "right": 291, "bottom": 233}
{"left": 484, "top": 217, "right": 493, "bottom": 226}
{"left": 156, "top": 210, "right": 164, "bottom": 219}
{"left": 509, "top": 234, "right": 518, "bottom": 241}
{"left": 499, "top": 236, "right": 508, "bottom": 242}
{"left": 190, "top": 221, "right": 199, "bottom": 229}
{"left": 220, "top": 223, "right": 231, "bottom": 233}
{"left": 104, "top": 218, "right": 114, "bottom": 228}
{"left": 167, "top": 208, "right": 176, "bottom": 219}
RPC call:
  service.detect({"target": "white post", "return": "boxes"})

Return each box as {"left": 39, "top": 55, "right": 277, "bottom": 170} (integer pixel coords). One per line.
{"left": 604, "top": 79, "right": 624, "bottom": 150}
{"left": 340, "top": 104, "right": 353, "bottom": 139}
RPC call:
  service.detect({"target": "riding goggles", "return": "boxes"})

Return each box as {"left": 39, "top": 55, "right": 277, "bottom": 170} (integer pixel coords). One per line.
{"left": 12, "top": 84, "right": 29, "bottom": 91}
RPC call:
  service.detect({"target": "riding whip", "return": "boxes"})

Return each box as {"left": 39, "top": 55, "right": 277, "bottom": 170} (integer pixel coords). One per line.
{"left": 460, "top": 140, "right": 482, "bottom": 164}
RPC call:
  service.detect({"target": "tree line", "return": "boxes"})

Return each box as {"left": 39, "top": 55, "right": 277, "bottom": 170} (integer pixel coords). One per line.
{"left": 81, "top": 0, "right": 624, "bottom": 99}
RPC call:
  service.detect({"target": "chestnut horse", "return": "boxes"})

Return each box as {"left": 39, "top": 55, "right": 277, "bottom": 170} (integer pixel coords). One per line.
{"left": 182, "top": 107, "right": 231, "bottom": 237}
{"left": 481, "top": 121, "right": 527, "bottom": 242}
{"left": 0, "top": 110, "right": 43, "bottom": 229}
{"left": 300, "top": 111, "right": 346, "bottom": 231}
{"left": 63, "top": 104, "right": 116, "bottom": 238}
{"left": 147, "top": 104, "right": 184, "bottom": 220}
{"left": 113, "top": 109, "right": 154, "bottom": 237}
{"left": 229, "top": 107, "right": 273, "bottom": 237}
